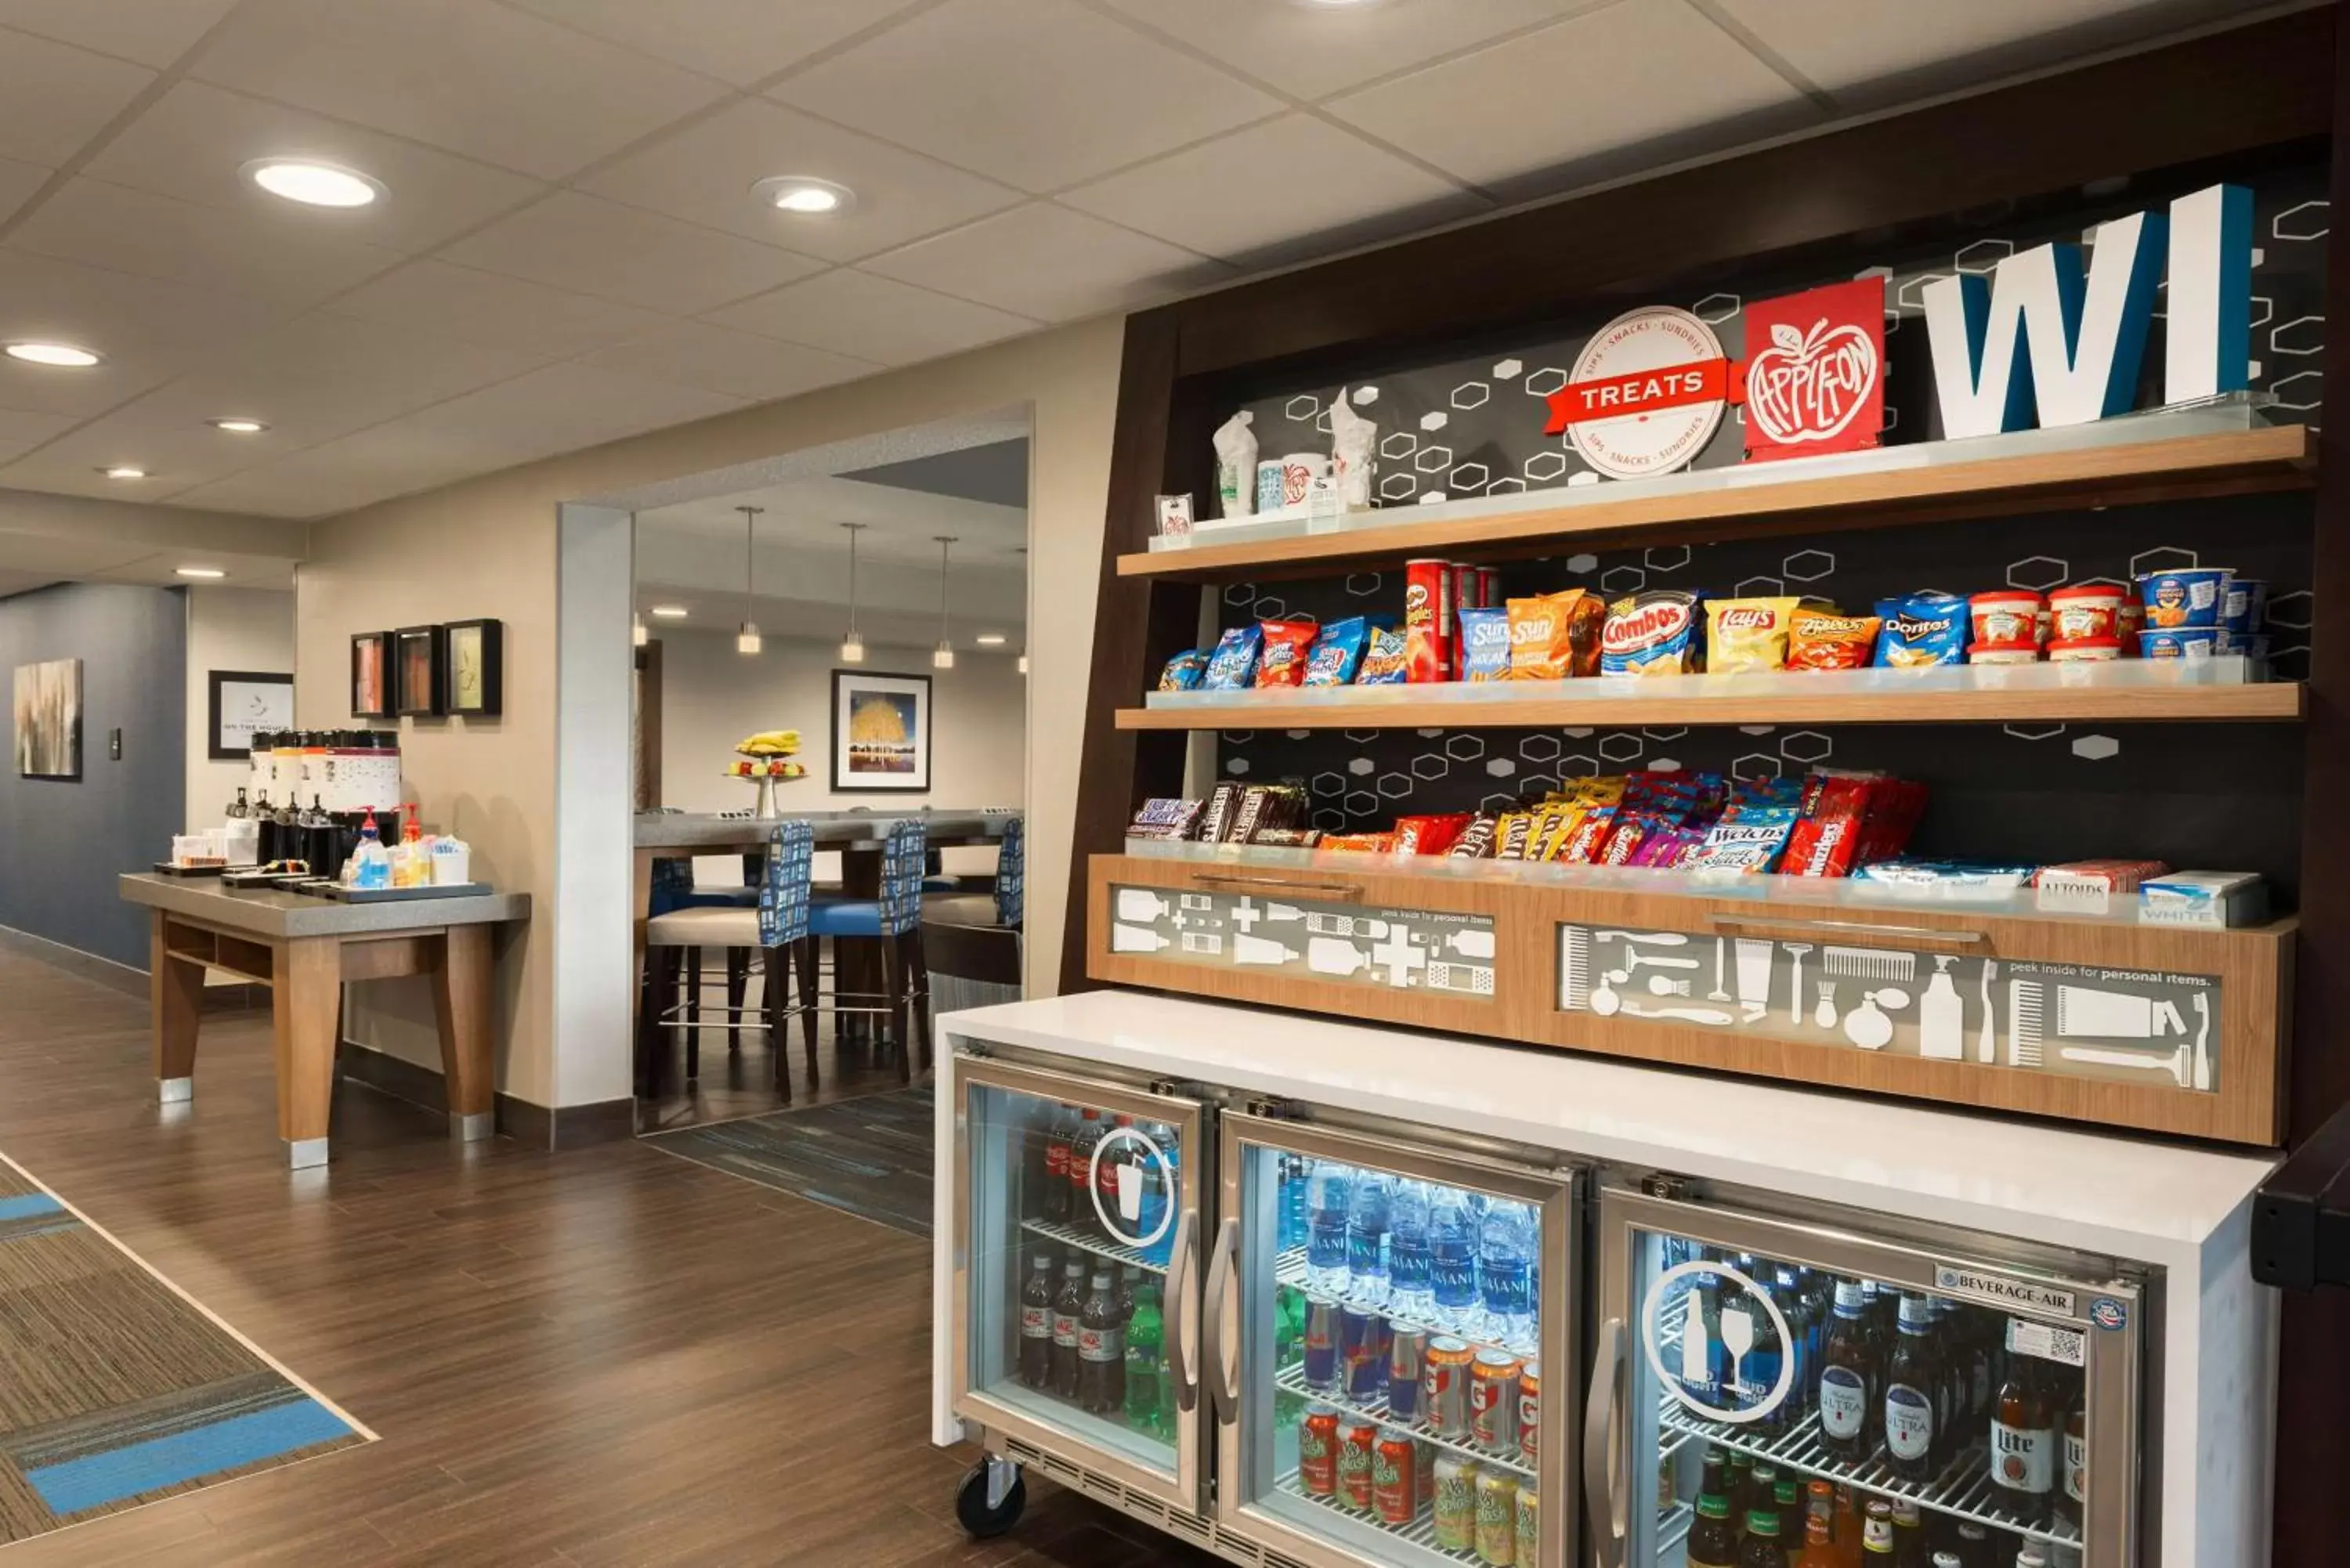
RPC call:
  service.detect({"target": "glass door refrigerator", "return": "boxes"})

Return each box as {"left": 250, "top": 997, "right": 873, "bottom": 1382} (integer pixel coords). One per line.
{"left": 1209, "top": 1108, "right": 1580, "bottom": 1568}
{"left": 951, "top": 1057, "right": 1207, "bottom": 1513}
{"left": 1584, "top": 1179, "right": 2144, "bottom": 1568}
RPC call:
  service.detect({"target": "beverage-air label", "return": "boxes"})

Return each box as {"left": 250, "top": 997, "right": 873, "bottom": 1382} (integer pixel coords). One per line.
{"left": 2065, "top": 1430, "right": 2088, "bottom": 1501}
{"left": 1992, "top": 1421, "right": 2055, "bottom": 1494}
{"left": 1021, "top": 1306, "right": 1050, "bottom": 1340}
{"left": 1818, "top": 1365, "right": 1868, "bottom": 1440}
{"left": 1884, "top": 1383, "right": 1935, "bottom": 1461}
{"left": 1932, "top": 1265, "right": 2079, "bottom": 1318}
{"left": 1077, "top": 1324, "right": 1123, "bottom": 1364}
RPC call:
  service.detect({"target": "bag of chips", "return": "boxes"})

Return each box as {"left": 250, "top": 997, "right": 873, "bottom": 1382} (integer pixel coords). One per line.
{"left": 1786, "top": 609, "right": 1882, "bottom": 671}
{"left": 1509, "top": 589, "right": 1605, "bottom": 680}
{"left": 1255, "top": 618, "right": 1319, "bottom": 687}
{"left": 1459, "top": 605, "right": 1514, "bottom": 681}
{"left": 1355, "top": 623, "right": 1410, "bottom": 684}
{"left": 1303, "top": 616, "right": 1369, "bottom": 686}
{"left": 1601, "top": 590, "right": 1705, "bottom": 676}
{"left": 1873, "top": 593, "right": 1968, "bottom": 668}
{"left": 1681, "top": 803, "right": 1802, "bottom": 874}
{"left": 1202, "top": 625, "right": 1262, "bottom": 689}
{"left": 1705, "top": 597, "right": 1805, "bottom": 674}
{"left": 1159, "top": 649, "right": 1209, "bottom": 691}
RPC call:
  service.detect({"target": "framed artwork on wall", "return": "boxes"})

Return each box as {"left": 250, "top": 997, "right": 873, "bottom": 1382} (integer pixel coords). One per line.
{"left": 350, "top": 631, "right": 393, "bottom": 720}
{"left": 830, "top": 669, "right": 932, "bottom": 793}
{"left": 12, "top": 657, "right": 81, "bottom": 779}
{"left": 207, "top": 670, "right": 292, "bottom": 760}
{"left": 443, "top": 618, "right": 503, "bottom": 717}
{"left": 394, "top": 625, "right": 446, "bottom": 719}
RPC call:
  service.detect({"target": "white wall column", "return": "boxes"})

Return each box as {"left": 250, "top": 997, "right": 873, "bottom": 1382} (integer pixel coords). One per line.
{"left": 555, "top": 503, "right": 636, "bottom": 1109}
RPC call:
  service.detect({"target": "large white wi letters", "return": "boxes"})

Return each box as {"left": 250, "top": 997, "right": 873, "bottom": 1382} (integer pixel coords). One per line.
{"left": 1922, "top": 183, "right": 2253, "bottom": 439}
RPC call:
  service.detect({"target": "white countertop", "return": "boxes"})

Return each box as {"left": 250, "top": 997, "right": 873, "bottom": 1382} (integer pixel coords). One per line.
{"left": 940, "top": 988, "right": 2277, "bottom": 1270}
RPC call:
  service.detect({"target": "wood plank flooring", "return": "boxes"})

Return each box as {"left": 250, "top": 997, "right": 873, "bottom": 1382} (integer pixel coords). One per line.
{"left": 0, "top": 947, "right": 1210, "bottom": 1568}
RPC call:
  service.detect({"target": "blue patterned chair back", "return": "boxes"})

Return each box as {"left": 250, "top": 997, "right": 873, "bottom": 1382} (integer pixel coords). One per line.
{"left": 756, "top": 821, "right": 815, "bottom": 946}
{"left": 650, "top": 854, "right": 696, "bottom": 916}
{"left": 879, "top": 819, "right": 927, "bottom": 935}
{"left": 993, "top": 818, "right": 1025, "bottom": 928}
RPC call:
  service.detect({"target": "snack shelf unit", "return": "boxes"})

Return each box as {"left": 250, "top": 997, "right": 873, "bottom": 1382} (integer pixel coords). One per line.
{"left": 1089, "top": 847, "right": 2293, "bottom": 1145}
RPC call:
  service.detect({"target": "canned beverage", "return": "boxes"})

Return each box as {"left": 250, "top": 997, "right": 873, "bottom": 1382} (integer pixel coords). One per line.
{"left": 1298, "top": 1405, "right": 1341, "bottom": 1498}
{"left": 1477, "top": 566, "right": 1501, "bottom": 614}
{"left": 1341, "top": 1306, "right": 1390, "bottom": 1400}
{"left": 1337, "top": 1418, "right": 1379, "bottom": 1512}
{"left": 1474, "top": 1469, "right": 1520, "bottom": 1565}
{"left": 1518, "top": 1362, "right": 1540, "bottom": 1465}
{"left": 1514, "top": 1480, "right": 1538, "bottom": 1568}
{"left": 1404, "top": 558, "right": 1455, "bottom": 682}
{"left": 1470, "top": 1349, "right": 1523, "bottom": 1453}
{"left": 1303, "top": 1297, "right": 1340, "bottom": 1391}
{"left": 1373, "top": 1429, "right": 1420, "bottom": 1525}
{"left": 1433, "top": 1455, "right": 1480, "bottom": 1550}
{"left": 1450, "top": 562, "right": 1477, "bottom": 675}
{"left": 1387, "top": 1328, "right": 1427, "bottom": 1422}
{"left": 1423, "top": 1335, "right": 1476, "bottom": 1440}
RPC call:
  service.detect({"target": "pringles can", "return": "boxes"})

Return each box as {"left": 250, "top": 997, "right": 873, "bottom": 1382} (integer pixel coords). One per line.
{"left": 1387, "top": 1328, "right": 1426, "bottom": 1422}
{"left": 1405, "top": 558, "right": 1454, "bottom": 682}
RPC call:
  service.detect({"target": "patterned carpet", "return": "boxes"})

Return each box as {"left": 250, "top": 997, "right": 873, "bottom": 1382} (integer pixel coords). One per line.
{"left": 0, "top": 1153, "right": 371, "bottom": 1544}
{"left": 642, "top": 1088, "right": 935, "bottom": 1237}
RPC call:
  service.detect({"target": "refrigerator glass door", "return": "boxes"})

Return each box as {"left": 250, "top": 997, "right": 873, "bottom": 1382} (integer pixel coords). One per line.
{"left": 1586, "top": 1186, "right": 2140, "bottom": 1568}
{"left": 953, "top": 1057, "right": 1206, "bottom": 1511}
{"left": 1213, "top": 1111, "right": 1578, "bottom": 1568}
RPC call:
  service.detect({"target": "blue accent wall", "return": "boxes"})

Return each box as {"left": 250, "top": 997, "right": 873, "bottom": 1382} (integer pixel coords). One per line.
{"left": 0, "top": 583, "right": 186, "bottom": 969}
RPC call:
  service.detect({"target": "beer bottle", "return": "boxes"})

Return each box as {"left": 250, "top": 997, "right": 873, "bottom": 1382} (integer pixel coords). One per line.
{"left": 1050, "top": 1259, "right": 1086, "bottom": 1397}
{"left": 1018, "top": 1252, "right": 1055, "bottom": 1388}
{"left": 1738, "top": 1508, "right": 1785, "bottom": 1568}
{"left": 1689, "top": 1487, "right": 1742, "bottom": 1568}
{"left": 1735, "top": 1274, "right": 1788, "bottom": 1430}
{"left": 1729, "top": 1451, "right": 1756, "bottom": 1519}
{"left": 1953, "top": 1521, "right": 1991, "bottom": 1568}
{"left": 1818, "top": 1279, "right": 1875, "bottom": 1459}
{"left": 1773, "top": 1479, "right": 1802, "bottom": 1558}
{"left": 1076, "top": 1268, "right": 1126, "bottom": 1414}
{"left": 1699, "top": 1447, "right": 1730, "bottom": 1508}
{"left": 1795, "top": 1514, "right": 1841, "bottom": 1568}
{"left": 1776, "top": 1266, "right": 1813, "bottom": 1420}
{"left": 1990, "top": 1348, "right": 2057, "bottom": 1523}
{"left": 1835, "top": 1487, "right": 1864, "bottom": 1568}
{"left": 2059, "top": 1393, "right": 2087, "bottom": 1529}
{"left": 1860, "top": 1500, "right": 1896, "bottom": 1559}
{"left": 1883, "top": 1293, "right": 1940, "bottom": 1482}
{"left": 1888, "top": 1499, "right": 1927, "bottom": 1568}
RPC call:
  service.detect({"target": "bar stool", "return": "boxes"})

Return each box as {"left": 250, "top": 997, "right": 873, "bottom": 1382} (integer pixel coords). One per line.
{"left": 638, "top": 823, "right": 819, "bottom": 1098}
{"left": 649, "top": 854, "right": 762, "bottom": 1050}
{"left": 924, "top": 816, "right": 1023, "bottom": 930}
{"left": 809, "top": 818, "right": 931, "bottom": 1084}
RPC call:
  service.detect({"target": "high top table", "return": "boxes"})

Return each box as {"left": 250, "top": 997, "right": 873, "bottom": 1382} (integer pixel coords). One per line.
{"left": 120, "top": 873, "right": 530, "bottom": 1169}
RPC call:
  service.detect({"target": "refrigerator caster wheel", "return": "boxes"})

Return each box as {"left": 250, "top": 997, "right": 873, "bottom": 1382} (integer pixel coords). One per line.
{"left": 956, "top": 1458, "right": 1025, "bottom": 1539}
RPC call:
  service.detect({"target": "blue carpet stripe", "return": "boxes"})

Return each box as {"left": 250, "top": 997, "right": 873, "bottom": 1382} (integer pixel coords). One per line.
{"left": 0, "top": 1195, "right": 65, "bottom": 1223}
{"left": 26, "top": 1396, "right": 355, "bottom": 1517}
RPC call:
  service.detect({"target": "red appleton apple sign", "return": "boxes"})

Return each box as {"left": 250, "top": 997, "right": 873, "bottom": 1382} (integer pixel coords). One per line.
{"left": 1541, "top": 278, "right": 1886, "bottom": 477}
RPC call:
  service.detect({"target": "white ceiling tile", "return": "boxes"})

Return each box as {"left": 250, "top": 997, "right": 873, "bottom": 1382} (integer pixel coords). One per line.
{"left": 1709, "top": 0, "right": 2246, "bottom": 102}
{"left": 582, "top": 98, "right": 1024, "bottom": 265}
{"left": 771, "top": 0, "right": 1282, "bottom": 193}
{"left": 439, "top": 191, "right": 826, "bottom": 313}
{"left": 9, "top": 178, "right": 407, "bottom": 310}
{"left": 575, "top": 321, "right": 881, "bottom": 402}
{"left": 704, "top": 268, "right": 1037, "bottom": 364}
{"left": 0, "top": 0, "right": 240, "bottom": 68}
{"left": 0, "top": 567, "right": 60, "bottom": 597}
{"left": 1094, "top": 0, "right": 1617, "bottom": 101}
{"left": 1061, "top": 114, "right": 1484, "bottom": 266}
{"left": 170, "top": 441, "right": 490, "bottom": 518}
{"left": 0, "top": 251, "right": 283, "bottom": 417}
{"left": 501, "top": 0, "right": 931, "bottom": 87}
{"left": 1325, "top": 0, "right": 1817, "bottom": 190}
{"left": 81, "top": 82, "right": 547, "bottom": 255}
{"left": 90, "top": 549, "right": 298, "bottom": 589}
{"left": 861, "top": 203, "right": 1220, "bottom": 322}
{"left": 0, "top": 407, "right": 74, "bottom": 447}
{"left": 0, "top": 28, "right": 154, "bottom": 167}
{"left": 324, "top": 260, "right": 665, "bottom": 360}
{"left": 0, "top": 155, "right": 47, "bottom": 226}
{"left": 0, "top": 531, "right": 152, "bottom": 574}
{"left": 188, "top": 0, "right": 728, "bottom": 180}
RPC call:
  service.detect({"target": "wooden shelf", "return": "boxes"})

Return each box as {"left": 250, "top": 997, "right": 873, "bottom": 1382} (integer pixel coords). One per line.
{"left": 1121, "top": 423, "right": 2316, "bottom": 583}
{"left": 1117, "top": 681, "right": 2305, "bottom": 731}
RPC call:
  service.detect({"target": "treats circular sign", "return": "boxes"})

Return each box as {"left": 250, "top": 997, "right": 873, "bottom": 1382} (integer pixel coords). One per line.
{"left": 1547, "top": 306, "right": 1729, "bottom": 481}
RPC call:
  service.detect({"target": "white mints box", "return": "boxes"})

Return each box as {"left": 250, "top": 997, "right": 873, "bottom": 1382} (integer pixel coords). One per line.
{"left": 2138, "top": 871, "right": 2268, "bottom": 928}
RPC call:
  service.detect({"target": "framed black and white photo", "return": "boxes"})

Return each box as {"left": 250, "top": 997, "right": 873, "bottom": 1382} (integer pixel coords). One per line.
{"left": 394, "top": 625, "right": 446, "bottom": 719}
{"left": 830, "top": 669, "right": 931, "bottom": 793}
{"left": 350, "top": 631, "right": 393, "bottom": 720}
{"left": 207, "top": 670, "right": 292, "bottom": 760}
{"left": 443, "top": 618, "right": 503, "bottom": 717}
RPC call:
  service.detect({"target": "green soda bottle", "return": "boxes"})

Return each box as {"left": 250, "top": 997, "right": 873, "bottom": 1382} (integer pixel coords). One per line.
{"left": 1125, "top": 1277, "right": 1165, "bottom": 1436}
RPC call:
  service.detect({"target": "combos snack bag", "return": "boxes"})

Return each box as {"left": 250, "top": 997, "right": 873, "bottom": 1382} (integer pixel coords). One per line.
{"left": 1254, "top": 618, "right": 1318, "bottom": 687}
{"left": 1159, "top": 649, "right": 1208, "bottom": 691}
{"left": 1460, "top": 605, "right": 1514, "bottom": 681}
{"left": 1356, "top": 623, "right": 1410, "bottom": 684}
{"left": 1508, "top": 589, "right": 1605, "bottom": 680}
{"left": 1873, "top": 593, "right": 1968, "bottom": 667}
{"left": 1786, "top": 609, "right": 1881, "bottom": 671}
{"left": 1705, "top": 597, "right": 1806, "bottom": 674}
{"left": 1303, "top": 616, "right": 1369, "bottom": 687}
{"left": 1202, "top": 624, "right": 1262, "bottom": 688}
{"left": 1601, "top": 591, "right": 1705, "bottom": 676}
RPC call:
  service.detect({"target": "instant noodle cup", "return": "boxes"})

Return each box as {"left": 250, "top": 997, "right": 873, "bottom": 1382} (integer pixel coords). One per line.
{"left": 1969, "top": 591, "right": 2042, "bottom": 651}
{"left": 1254, "top": 618, "right": 1319, "bottom": 687}
{"left": 1704, "top": 597, "right": 1804, "bottom": 674}
{"left": 2138, "top": 627, "right": 2221, "bottom": 659}
{"left": 2048, "top": 636, "right": 2123, "bottom": 662}
{"left": 2224, "top": 577, "right": 2269, "bottom": 633}
{"left": 1508, "top": 589, "right": 1604, "bottom": 681}
{"left": 2136, "top": 567, "right": 2232, "bottom": 629}
{"left": 2048, "top": 583, "right": 2124, "bottom": 642}
{"left": 1785, "top": 609, "right": 1880, "bottom": 671}
{"left": 1966, "top": 644, "right": 2039, "bottom": 665}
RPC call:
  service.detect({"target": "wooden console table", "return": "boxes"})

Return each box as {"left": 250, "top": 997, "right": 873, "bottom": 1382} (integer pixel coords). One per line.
{"left": 119, "top": 874, "right": 531, "bottom": 1169}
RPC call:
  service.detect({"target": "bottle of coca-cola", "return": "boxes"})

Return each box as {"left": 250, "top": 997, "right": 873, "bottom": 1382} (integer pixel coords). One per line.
{"left": 1068, "top": 1110, "right": 1104, "bottom": 1234}
{"left": 1077, "top": 1269, "right": 1126, "bottom": 1414}
{"left": 1094, "top": 1115, "right": 1136, "bottom": 1242}
{"left": 1041, "top": 1104, "right": 1075, "bottom": 1225}
{"left": 1018, "top": 1253, "right": 1054, "bottom": 1389}
{"left": 1050, "top": 1259, "right": 1086, "bottom": 1399}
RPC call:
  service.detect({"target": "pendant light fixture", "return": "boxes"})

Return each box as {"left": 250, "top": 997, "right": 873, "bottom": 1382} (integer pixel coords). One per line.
{"left": 931, "top": 535, "right": 958, "bottom": 670}
{"left": 839, "top": 522, "right": 868, "bottom": 664}
{"left": 736, "top": 504, "right": 764, "bottom": 655}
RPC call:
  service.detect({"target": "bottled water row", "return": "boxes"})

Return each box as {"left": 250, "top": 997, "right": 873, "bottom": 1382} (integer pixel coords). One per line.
{"left": 1276, "top": 1154, "right": 1538, "bottom": 1343}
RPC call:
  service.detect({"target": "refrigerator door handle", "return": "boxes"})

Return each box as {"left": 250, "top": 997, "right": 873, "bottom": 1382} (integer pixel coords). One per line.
{"left": 1202, "top": 1215, "right": 1240, "bottom": 1422}
{"left": 1166, "top": 1207, "right": 1202, "bottom": 1414}
{"left": 1582, "top": 1315, "right": 1628, "bottom": 1568}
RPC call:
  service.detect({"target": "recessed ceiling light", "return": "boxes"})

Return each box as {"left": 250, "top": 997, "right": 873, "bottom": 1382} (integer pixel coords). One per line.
{"left": 242, "top": 157, "right": 385, "bottom": 208}
{"left": 175, "top": 566, "right": 226, "bottom": 580}
{"left": 99, "top": 465, "right": 148, "bottom": 480}
{"left": 649, "top": 605, "right": 689, "bottom": 619}
{"left": 5, "top": 341, "right": 102, "bottom": 367}
{"left": 976, "top": 632, "right": 1008, "bottom": 646}
{"left": 751, "top": 175, "right": 855, "bottom": 215}
{"left": 209, "top": 417, "right": 269, "bottom": 434}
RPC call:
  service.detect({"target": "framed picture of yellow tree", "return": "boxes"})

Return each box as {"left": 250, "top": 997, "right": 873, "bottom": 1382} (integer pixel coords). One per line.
{"left": 830, "top": 670, "right": 931, "bottom": 793}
